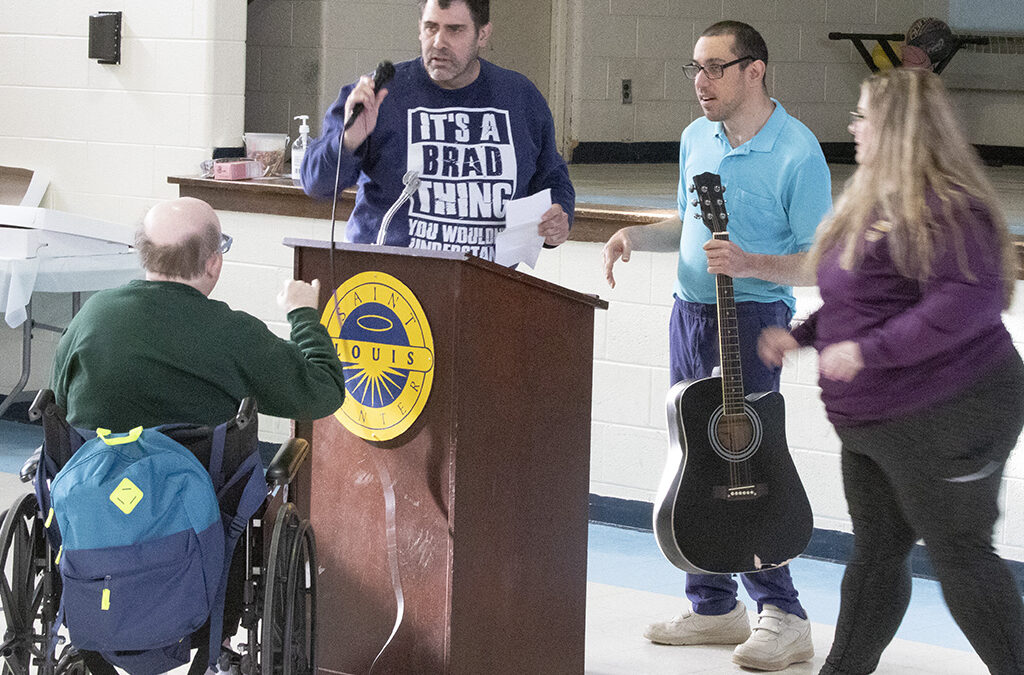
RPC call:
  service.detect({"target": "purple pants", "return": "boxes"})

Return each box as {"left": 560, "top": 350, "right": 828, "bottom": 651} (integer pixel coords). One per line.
{"left": 668, "top": 297, "right": 806, "bottom": 619}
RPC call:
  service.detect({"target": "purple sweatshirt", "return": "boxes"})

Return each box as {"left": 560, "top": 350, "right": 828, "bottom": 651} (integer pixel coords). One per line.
{"left": 791, "top": 192, "right": 1016, "bottom": 426}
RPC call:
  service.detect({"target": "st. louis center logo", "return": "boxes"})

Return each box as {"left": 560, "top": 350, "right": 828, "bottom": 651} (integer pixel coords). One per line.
{"left": 321, "top": 272, "right": 435, "bottom": 441}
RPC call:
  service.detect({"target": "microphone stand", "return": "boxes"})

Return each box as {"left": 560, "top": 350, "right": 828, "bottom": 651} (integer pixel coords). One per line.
{"left": 376, "top": 170, "right": 420, "bottom": 246}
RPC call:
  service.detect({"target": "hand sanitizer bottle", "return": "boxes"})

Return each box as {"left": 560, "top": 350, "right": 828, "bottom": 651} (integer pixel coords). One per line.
{"left": 291, "top": 115, "right": 310, "bottom": 181}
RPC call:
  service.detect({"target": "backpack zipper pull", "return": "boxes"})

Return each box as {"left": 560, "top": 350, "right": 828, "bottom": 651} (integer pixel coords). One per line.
{"left": 101, "top": 575, "right": 111, "bottom": 611}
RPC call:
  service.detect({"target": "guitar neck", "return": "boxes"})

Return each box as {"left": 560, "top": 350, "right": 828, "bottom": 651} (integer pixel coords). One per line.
{"left": 713, "top": 232, "right": 745, "bottom": 415}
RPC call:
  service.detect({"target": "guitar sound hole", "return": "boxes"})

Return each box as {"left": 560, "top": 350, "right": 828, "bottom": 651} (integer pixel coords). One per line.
{"left": 716, "top": 413, "right": 753, "bottom": 454}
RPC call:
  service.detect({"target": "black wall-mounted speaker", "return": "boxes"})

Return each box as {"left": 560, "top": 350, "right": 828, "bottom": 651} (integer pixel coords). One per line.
{"left": 88, "top": 11, "right": 122, "bottom": 65}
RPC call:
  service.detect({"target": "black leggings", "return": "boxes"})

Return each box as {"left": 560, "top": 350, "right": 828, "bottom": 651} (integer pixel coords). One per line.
{"left": 820, "top": 351, "right": 1024, "bottom": 675}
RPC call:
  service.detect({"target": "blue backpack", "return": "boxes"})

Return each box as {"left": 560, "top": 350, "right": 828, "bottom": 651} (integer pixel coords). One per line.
{"left": 43, "top": 424, "right": 263, "bottom": 675}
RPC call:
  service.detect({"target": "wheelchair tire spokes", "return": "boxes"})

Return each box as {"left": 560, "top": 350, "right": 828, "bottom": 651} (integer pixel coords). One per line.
{"left": 262, "top": 503, "right": 299, "bottom": 675}
{"left": 261, "top": 503, "right": 317, "bottom": 675}
{"left": 0, "top": 493, "right": 56, "bottom": 675}
{"left": 283, "top": 522, "right": 316, "bottom": 675}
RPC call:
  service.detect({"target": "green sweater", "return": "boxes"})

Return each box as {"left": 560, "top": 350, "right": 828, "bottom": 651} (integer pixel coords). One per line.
{"left": 52, "top": 280, "right": 346, "bottom": 430}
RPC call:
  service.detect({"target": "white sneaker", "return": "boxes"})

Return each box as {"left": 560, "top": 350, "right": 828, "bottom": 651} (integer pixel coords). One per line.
{"left": 731, "top": 603, "right": 814, "bottom": 671}
{"left": 643, "top": 600, "right": 751, "bottom": 645}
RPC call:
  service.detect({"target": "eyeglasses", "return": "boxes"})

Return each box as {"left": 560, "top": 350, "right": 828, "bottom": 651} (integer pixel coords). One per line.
{"left": 219, "top": 232, "right": 233, "bottom": 254}
{"left": 849, "top": 111, "right": 866, "bottom": 124}
{"left": 682, "top": 56, "right": 754, "bottom": 80}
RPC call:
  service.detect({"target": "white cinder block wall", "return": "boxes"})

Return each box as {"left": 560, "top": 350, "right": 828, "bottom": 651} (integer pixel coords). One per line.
{"left": 0, "top": 1, "right": 246, "bottom": 217}
{"left": 4, "top": 0, "right": 1024, "bottom": 562}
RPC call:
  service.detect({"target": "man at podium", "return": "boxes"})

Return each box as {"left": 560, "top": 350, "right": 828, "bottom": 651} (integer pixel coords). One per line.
{"left": 301, "top": 0, "right": 573, "bottom": 262}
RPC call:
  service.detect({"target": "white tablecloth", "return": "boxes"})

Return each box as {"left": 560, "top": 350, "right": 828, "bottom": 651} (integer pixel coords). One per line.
{"left": 1, "top": 217, "right": 142, "bottom": 327}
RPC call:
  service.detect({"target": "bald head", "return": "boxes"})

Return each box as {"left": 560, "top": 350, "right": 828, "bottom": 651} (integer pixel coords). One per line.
{"left": 143, "top": 197, "right": 220, "bottom": 247}
{"left": 136, "top": 197, "right": 223, "bottom": 293}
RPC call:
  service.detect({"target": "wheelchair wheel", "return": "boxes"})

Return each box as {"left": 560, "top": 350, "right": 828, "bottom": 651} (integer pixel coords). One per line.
{"left": 0, "top": 493, "right": 56, "bottom": 675}
{"left": 52, "top": 649, "right": 87, "bottom": 675}
{"left": 260, "top": 504, "right": 317, "bottom": 675}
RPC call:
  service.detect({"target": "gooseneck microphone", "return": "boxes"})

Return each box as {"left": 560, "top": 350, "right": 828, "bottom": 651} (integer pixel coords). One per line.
{"left": 344, "top": 60, "right": 396, "bottom": 131}
{"left": 376, "top": 170, "right": 421, "bottom": 246}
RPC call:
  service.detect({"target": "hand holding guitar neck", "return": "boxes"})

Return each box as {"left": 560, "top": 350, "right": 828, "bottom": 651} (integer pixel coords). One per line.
{"left": 690, "top": 176, "right": 747, "bottom": 278}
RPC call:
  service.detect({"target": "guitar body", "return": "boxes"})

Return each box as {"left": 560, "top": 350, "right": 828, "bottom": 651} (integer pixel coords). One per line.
{"left": 653, "top": 376, "right": 813, "bottom": 574}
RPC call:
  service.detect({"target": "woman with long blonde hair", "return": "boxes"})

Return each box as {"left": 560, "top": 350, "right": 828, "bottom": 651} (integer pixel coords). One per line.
{"left": 760, "top": 68, "right": 1024, "bottom": 674}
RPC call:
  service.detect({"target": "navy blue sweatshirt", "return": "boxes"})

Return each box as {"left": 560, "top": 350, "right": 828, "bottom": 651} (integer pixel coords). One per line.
{"left": 302, "top": 58, "right": 574, "bottom": 261}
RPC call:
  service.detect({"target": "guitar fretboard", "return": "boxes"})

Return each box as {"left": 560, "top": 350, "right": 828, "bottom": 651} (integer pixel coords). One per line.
{"left": 713, "top": 232, "right": 746, "bottom": 416}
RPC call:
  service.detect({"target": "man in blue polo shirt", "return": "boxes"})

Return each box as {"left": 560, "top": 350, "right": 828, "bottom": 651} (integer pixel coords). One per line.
{"left": 602, "top": 20, "right": 831, "bottom": 672}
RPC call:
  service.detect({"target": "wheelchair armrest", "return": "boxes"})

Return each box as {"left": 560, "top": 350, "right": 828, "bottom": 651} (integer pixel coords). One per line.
{"left": 20, "top": 446, "right": 41, "bottom": 484}
{"left": 266, "top": 438, "right": 310, "bottom": 487}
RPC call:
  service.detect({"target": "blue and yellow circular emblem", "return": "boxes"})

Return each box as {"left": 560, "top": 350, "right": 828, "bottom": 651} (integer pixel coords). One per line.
{"left": 320, "top": 272, "right": 435, "bottom": 441}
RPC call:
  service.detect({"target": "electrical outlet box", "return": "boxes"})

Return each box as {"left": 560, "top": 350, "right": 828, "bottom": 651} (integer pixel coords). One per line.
{"left": 621, "top": 79, "right": 632, "bottom": 104}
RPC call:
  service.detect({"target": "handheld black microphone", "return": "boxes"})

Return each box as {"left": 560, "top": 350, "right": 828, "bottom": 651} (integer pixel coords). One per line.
{"left": 329, "top": 59, "right": 396, "bottom": 340}
{"left": 344, "top": 61, "right": 396, "bottom": 131}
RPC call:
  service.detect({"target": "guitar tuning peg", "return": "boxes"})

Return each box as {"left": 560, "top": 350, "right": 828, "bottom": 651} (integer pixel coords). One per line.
{"left": 688, "top": 184, "right": 695, "bottom": 193}
{"left": 693, "top": 213, "right": 702, "bottom": 219}
{"left": 721, "top": 185, "right": 727, "bottom": 192}
{"left": 691, "top": 199, "right": 699, "bottom": 207}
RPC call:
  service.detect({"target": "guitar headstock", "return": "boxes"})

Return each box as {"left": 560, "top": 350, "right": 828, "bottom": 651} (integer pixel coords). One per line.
{"left": 689, "top": 172, "right": 728, "bottom": 235}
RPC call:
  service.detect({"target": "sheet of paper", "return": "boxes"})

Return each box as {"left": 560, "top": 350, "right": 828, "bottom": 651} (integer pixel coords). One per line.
{"left": 495, "top": 189, "right": 550, "bottom": 268}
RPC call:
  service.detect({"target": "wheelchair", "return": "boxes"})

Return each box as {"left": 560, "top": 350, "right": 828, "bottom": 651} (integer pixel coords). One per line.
{"left": 0, "top": 391, "right": 318, "bottom": 675}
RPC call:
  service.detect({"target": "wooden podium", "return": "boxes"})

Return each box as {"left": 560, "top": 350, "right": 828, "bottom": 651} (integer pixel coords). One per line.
{"left": 286, "top": 240, "right": 607, "bottom": 675}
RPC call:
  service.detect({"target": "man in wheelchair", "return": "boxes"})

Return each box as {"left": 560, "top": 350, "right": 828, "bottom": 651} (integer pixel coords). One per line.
{"left": 51, "top": 196, "right": 345, "bottom": 431}
{"left": 1, "top": 197, "right": 345, "bottom": 675}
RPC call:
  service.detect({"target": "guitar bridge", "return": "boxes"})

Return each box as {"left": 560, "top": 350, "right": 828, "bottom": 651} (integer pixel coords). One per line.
{"left": 713, "top": 483, "right": 768, "bottom": 501}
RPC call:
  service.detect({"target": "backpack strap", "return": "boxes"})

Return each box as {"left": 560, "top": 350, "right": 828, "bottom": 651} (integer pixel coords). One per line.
{"left": 208, "top": 422, "right": 227, "bottom": 493}
{"left": 48, "top": 600, "right": 66, "bottom": 659}
{"left": 35, "top": 426, "right": 89, "bottom": 550}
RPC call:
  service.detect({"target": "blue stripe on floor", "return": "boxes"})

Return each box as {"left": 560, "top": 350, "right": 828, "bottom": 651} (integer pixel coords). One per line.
{"left": 586, "top": 522, "right": 974, "bottom": 652}
{"left": 0, "top": 420, "right": 39, "bottom": 474}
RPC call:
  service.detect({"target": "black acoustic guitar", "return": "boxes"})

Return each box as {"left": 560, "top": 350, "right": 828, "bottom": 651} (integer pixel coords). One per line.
{"left": 653, "top": 171, "right": 813, "bottom": 575}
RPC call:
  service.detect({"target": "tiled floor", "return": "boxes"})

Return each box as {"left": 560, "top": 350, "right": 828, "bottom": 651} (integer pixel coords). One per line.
{"left": 585, "top": 581, "right": 987, "bottom": 674}
{"left": 585, "top": 523, "right": 988, "bottom": 674}
{"left": 0, "top": 417, "right": 994, "bottom": 673}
